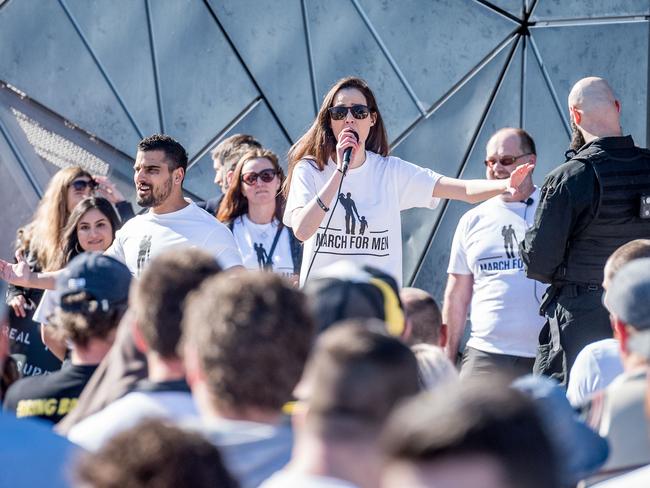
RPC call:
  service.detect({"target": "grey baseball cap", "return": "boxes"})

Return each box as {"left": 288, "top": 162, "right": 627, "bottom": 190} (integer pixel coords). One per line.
{"left": 604, "top": 257, "right": 650, "bottom": 330}
{"left": 604, "top": 258, "right": 650, "bottom": 357}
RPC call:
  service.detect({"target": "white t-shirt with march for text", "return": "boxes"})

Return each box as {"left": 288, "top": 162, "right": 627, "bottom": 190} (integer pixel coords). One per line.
{"left": 105, "top": 200, "right": 242, "bottom": 276}
{"left": 284, "top": 152, "right": 441, "bottom": 287}
{"left": 447, "top": 189, "right": 544, "bottom": 357}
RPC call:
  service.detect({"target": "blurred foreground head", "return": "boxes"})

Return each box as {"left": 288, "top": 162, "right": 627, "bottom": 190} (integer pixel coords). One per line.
{"left": 75, "top": 419, "right": 239, "bottom": 488}
{"left": 304, "top": 261, "right": 406, "bottom": 338}
{"left": 381, "top": 378, "right": 560, "bottom": 488}
{"left": 183, "top": 271, "right": 314, "bottom": 418}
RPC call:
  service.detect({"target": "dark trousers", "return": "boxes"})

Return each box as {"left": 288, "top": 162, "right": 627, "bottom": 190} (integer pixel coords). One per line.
{"left": 533, "top": 286, "right": 612, "bottom": 386}
{"left": 460, "top": 347, "right": 536, "bottom": 381}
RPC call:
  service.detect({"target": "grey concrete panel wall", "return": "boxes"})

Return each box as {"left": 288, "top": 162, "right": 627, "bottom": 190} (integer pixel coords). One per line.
{"left": 149, "top": 0, "right": 259, "bottom": 157}
{"left": 409, "top": 38, "right": 526, "bottom": 296}
{"left": 357, "top": 0, "right": 517, "bottom": 109}
{"left": 184, "top": 100, "right": 292, "bottom": 201}
{"left": 207, "top": 0, "right": 317, "bottom": 140}
{"left": 0, "top": 0, "right": 648, "bottom": 305}
{"left": 530, "top": 21, "right": 649, "bottom": 146}
{"left": 307, "top": 0, "right": 422, "bottom": 139}
{"left": 532, "top": 0, "right": 650, "bottom": 20}
{"left": 0, "top": 0, "right": 142, "bottom": 155}
{"left": 64, "top": 0, "right": 160, "bottom": 138}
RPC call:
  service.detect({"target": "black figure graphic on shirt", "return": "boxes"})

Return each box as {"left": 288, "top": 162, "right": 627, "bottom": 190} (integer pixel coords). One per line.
{"left": 338, "top": 192, "right": 361, "bottom": 235}
{"left": 254, "top": 242, "right": 269, "bottom": 269}
{"left": 137, "top": 235, "right": 152, "bottom": 274}
{"left": 501, "top": 225, "right": 517, "bottom": 259}
{"left": 359, "top": 216, "right": 368, "bottom": 235}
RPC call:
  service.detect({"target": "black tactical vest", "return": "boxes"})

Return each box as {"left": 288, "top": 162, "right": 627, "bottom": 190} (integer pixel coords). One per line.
{"left": 561, "top": 144, "right": 650, "bottom": 285}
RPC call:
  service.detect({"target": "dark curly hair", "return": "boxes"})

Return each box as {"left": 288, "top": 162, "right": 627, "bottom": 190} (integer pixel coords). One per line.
{"left": 75, "top": 419, "right": 239, "bottom": 488}
{"left": 130, "top": 249, "right": 222, "bottom": 358}
{"left": 182, "top": 271, "right": 315, "bottom": 412}
{"left": 138, "top": 134, "right": 188, "bottom": 173}
{"left": 53, "top": 291, "right": 126, "bottom": 348}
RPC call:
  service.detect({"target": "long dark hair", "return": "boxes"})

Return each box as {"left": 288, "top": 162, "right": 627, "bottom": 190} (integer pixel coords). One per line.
{"left": 54, "top": 197, "right": 120, "bottom": 269}
{"left": 217, "top": 148, "right": 286, "bottom": 224}
{"left": 283, "top": 77, "right": 390, "bottom": 197}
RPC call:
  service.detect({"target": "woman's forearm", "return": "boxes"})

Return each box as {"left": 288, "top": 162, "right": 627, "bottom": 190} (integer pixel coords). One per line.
{"left": 433, "top": 176, "right": 508, "bottom": 204}
{"left": 291, "top": 170, "right": 344, "bottom": 241}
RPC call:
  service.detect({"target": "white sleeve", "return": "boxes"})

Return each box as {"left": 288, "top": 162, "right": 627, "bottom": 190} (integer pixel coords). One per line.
{"left": 32, "top": 290, "right": 56, "bottom": 324}
{"left": 103, "top": 228, "right": 126, "bottom": 264}
{"left": 205, "top": 225, "right": 243, "bottom": 269}
{"left": 566, "top": 348, "right": 597, "bottom": 407}
{"left": 283, "top": 161, "right": 319, "bottom": 227}
{"left": 394, "top": 158, "right": 443, "bottom": 210}
{"left": 447, "top": 215, "right": 472, "bottom": 275}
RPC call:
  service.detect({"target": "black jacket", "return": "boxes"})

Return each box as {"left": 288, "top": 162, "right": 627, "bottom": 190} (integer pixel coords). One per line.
{"left": 520, "top": 136, "right": 650, "bottom": 285}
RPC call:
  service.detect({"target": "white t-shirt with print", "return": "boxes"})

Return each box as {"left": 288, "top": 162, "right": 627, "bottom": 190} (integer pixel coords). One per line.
{"left": 284, "top": 152, "right": 441, "bottom": 287}
{"left": 261, "top": 471, "right": 359, "bottom": 488}
{"left": 567, "top": 338, "right": 623, "bottom": 407}
{"left": 232, "top": 215, "right": 295, "bottom": 277}
{"left": 447, "top": 189, "right": 544, "bottom": 357}
{"left": 105, "top": 200, "right": 242, "bottom": 276}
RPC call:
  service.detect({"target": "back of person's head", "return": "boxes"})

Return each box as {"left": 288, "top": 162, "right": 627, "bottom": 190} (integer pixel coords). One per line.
{"left": 182, "top": 271, "right": 314, "bottom": 413}
{"left": 297, "top": 320, "right": 420, "bottom": 442}
{"left": 411, "top": 344, "right": 458, "bottom": 390}
{"left": 381, "top": 379, "right": 560, "bottom": 488}
{"left": 74, "top": 419, "right": 239, "bottom": 488}
{"left": 130, "top": 248, "right": 222, "bottom": 358}
{"left": 604, "top": 258, "right": 650, "bottom": 334}
{"left": 304, "top": 261, "right": 406, "bottom": 337}
{"left": 400, "top": 288, "right": 443, "bottom": 346}
{"left": 137, "top": 134, "right": 188, "bottom": 173}
{"left": 211, "top": 133, "right": 262, "bottom": 172}
{"left": 512, "top": 375, "right": 608, "bottom": 485}
{"left": 603, "top": 239, "right": 650, "bottom": 289}
{"left": 52, "top": 253, "right": 131, "bottom": 348}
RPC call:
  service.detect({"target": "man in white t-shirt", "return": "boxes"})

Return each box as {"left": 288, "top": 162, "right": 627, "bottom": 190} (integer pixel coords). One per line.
{"left": 444, "top": 128, "right": 543, "bottom": 378}
{"left": 105, "top": 134, "right": 242, "bottom": 275}
{"left": 0, "top": 135, "right": 242, "bottom": 291}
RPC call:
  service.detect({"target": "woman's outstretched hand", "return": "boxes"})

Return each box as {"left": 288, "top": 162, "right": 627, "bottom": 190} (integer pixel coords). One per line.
{"left": 507, "top": 163, "right": 535, "bottom": 200}
{"left": 0, "top": 255, "right": 33, "bottom": 288}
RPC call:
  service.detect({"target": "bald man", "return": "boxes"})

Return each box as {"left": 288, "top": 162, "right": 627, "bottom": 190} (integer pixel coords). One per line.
{"left": 443, "top": 128, "right": 544, "bottom": 379}
{"left": 520, "top": 77, "right": 650, "bottom": 385}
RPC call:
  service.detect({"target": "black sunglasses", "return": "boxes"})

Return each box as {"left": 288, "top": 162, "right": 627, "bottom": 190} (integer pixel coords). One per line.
{"left": 241, "top": 168, "right": 278, "bottom": 186}
{"left": 69, "top": 179, "right": 98, "bottom": 192}
{"left": 328, "top": 104, "right": 371, "bottom": 121}
{"left": 484, "top": 153, "right": 533, "bottom": 167}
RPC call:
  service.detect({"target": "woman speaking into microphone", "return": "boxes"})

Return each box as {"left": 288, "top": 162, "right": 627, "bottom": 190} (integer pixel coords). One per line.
{"left": 283, "top": 77, "right": 533, "bottom": 286}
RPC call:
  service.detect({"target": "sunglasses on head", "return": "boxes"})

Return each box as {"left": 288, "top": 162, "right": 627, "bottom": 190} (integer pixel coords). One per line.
{"left": 328, "top": 104, "right": 371, "bottom": 121}
{"left": 241, "top": 168, "right": 278, "bottom": 186}
{"left": 69, "top": 179, "right": 98, "bottom": 192}
{"left": 484, "top": 153, "right": 533, "bottom": 167}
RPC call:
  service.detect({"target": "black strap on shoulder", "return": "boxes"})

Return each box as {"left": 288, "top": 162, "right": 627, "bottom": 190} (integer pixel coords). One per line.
{"left": 265, "top": 223, "right": 284, "bottom": 267}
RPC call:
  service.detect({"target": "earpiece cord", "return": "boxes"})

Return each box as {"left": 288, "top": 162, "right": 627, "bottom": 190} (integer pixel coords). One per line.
{"left": 303, "top": 169, "right": 346, "bottom": 284}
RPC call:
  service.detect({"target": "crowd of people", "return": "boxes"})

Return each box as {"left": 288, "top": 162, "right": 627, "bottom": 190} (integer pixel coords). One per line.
{"left": 1, "top": 74, "right": 649, "bottom": 487}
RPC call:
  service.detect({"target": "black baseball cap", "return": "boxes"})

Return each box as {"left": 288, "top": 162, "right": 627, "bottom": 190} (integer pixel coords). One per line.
{"left": 304, "top": 261, "right": 405, "bottom": 336}
{"left": 56, "top": 252, "right": 132, "bottom": 312}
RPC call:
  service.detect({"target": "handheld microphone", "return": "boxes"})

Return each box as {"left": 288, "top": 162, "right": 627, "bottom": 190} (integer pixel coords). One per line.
{"left": 341, "top": 130, "right": 359, "bottom": 175}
